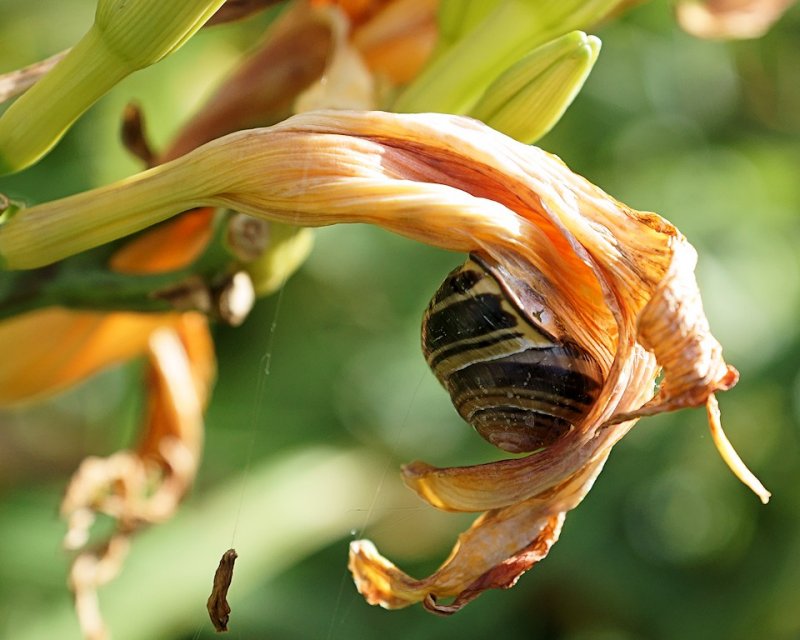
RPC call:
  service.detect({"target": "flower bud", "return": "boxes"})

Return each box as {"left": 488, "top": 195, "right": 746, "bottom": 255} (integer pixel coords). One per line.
{"left": 393, "top": 0, "right": 622, "bottom": 114}
{"left": 470, "top": 31, "right": 600, "bottom": 144}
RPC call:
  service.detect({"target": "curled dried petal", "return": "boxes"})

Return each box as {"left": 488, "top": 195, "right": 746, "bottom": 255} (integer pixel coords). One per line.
{"left": 61, "top": 318, "right": 212, "bottom": 638}
{"left": 352, "top": 452, "right": 607, "bottom": 609}
{"left": 423, "top": 513, "right": 564, "bottom": 615}
{"left": 69, "top": 535, "right": 130, "bottom": 640}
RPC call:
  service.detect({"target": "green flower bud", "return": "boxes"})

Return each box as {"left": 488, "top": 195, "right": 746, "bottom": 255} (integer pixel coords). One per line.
{"left": 394, "top": 0, "right": 622, "bottom": 115}
{"left": 470, "top": 31, "right": 600, "bottom": 144}
{"left": 245, "top": 223, "right": 314, "bottom": 297}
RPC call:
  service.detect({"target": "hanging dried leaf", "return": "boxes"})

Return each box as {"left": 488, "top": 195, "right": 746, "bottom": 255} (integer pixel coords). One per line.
{"left": 207, "top": 549, "right": 239, "bottom": 632}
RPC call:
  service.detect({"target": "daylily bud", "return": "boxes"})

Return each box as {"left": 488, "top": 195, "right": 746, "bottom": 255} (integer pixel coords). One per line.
{"left": 393, "top": 0, "right": 622, "bottom": 114}
{"left": 242, "top": 223, "right": 315, "bottom": 296}
{"left": 470, "top": 31, "right": 600, "bottom": 144}
{"left": 0, "top": 0, "right": 226, "bottom": 174}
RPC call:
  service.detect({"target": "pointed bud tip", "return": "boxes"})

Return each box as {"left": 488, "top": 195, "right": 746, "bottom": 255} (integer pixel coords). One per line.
{"left": 561, "top": 31, "right": 602, "bottom": 62}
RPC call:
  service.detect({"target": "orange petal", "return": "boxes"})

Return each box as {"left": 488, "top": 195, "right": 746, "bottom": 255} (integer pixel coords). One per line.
{"left": 0, "top": 309, "right": 178, "bottom": 405}
{"left": 109, "top": 208, "right": 214, "bottom": 274}
{"left": 352, "top": 0, "right": 438, "bottom": 84}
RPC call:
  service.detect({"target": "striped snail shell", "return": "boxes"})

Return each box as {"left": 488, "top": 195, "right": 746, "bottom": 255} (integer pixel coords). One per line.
{"left": 421, "top": 255, "right": 603, "bottom": 453}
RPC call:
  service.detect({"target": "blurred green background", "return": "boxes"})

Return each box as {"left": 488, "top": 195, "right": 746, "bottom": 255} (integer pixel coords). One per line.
{"left": 1, "top": 1, "right": 799, "bottom": 639}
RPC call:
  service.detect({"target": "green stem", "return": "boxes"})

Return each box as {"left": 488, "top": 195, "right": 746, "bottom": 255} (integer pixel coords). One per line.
{"left": 0, "top": 265, "right": 184, "bottom": 320}
{"left": 0, "top": 212, "right": 233, "bottom": 319}
{"left": 0, "top": 158, "right": 218, "bottom": 270}
{"left": 0, "top": 29, "right": 129, "bottom": 174}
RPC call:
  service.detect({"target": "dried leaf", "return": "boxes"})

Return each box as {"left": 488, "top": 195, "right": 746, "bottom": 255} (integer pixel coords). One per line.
{"left": 207, "top": 549, "right": 239, "bottom": 632}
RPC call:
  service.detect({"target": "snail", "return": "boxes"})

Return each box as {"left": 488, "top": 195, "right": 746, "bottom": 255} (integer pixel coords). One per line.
{"left": 421, "top": 255, "right": 604, "bottom": 453}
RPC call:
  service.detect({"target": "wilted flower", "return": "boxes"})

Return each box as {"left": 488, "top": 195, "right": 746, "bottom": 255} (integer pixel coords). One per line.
{"left": 0, "top": 0, "right": 776, "bottom": 631}
{"left": 0, "top": 109, "right": 768, "bottom": 613}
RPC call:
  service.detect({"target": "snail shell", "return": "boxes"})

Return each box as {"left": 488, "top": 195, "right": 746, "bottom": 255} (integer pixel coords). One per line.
{"left": 421, "top": 255, "right": 603, "bottom": 453}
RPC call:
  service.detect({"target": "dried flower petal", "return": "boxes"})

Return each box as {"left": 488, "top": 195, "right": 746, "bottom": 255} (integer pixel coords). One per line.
{"left": 61, "top": 317, "right": 212, "bottom": 639}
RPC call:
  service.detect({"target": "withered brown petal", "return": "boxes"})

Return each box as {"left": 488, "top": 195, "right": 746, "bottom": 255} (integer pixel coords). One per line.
{"left": 423, "top": 514, "right": 565, "bottom": 615}
{"left": 120, "top": 102, "right": 157, "bottom": 168}
{"left": 207, "top": 548, "right": 239, "bottom": 632}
